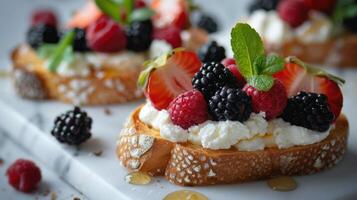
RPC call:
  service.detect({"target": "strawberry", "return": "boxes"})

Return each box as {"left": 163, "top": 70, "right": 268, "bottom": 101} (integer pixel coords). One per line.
{"left": 138, "top": 50, "right": 202, "bottom": 110}
{"left": 150, "top": 0, "right": 188, "bottom": 29}
{"left": 68, "top": 1, "right": 103, "bottom": 29}
{"left": 274, "top": 57, "right": 344, "bottom": 119}
{"left": 304, "top": 0, "right": 336, "bottom": 14}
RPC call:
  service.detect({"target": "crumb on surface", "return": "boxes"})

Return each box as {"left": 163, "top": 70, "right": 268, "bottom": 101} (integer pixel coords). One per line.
{"left": 73, "top": 197, "right": 81, "bottom": 200}
{"left": 92, "top": 150, "right": 103, "bottom": 157}
{"left": 0, "top": 158, "right": 4, "bottom": 166}
{"left": 51, "top": 191, "right": 57, "bottom": 200}
{"left": 104, "top": 108, "right": 112, "bottom": 115}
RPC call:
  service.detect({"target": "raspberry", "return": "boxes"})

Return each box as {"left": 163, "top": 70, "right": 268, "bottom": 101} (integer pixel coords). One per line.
{"left": 153, "top": 26, "right": 182, "bottom": 48}
{"left": 221, "top": 58, "right": 236, "bottom": 67}
{"left": 278, "top": 0, "right": 309, "bottom": 27}
{"left": 86, "top": 16, "right": 127, "bottom": 52}
{"left": 6, "top": 159, "right": 41, "bottom": 193}
{"left": 304, "top": 0, "right": 336, "bottom": 13}
{"left": 243, "top": 80, "right": 287, "bottom": 120}
{"left": 135, "top": 0, "right": 147, "bottom": 8}
{"left": 31, "top": 9, "right": 58, "bottom": 27}
{"left": 226, "top": 64, "right": 246, "bottom": 88}
{"left": 168, "top": 90, "right": 208, "bottom": 129}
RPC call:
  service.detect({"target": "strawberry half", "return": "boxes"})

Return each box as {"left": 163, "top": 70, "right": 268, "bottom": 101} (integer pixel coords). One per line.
{"left": 150, "top": 0, "right": 188, "bottom": 29}
{"left": 138, "top": 50, "right": 202, "bottom": 110}
{"left": 274, "top": 57, "right": 345, "bottom": 119}
{"left": 68, "top": 1, "right": 103, "bottom": 29}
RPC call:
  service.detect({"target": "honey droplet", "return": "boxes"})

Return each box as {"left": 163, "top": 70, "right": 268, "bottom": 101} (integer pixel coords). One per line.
{"left": 125, "top": 171, "right": 151, "bottom": 185}
{"left": 163, "top": 190, "right": 208, "bottom": 200}
{"left": 267, "top": 176, "right": 297, "bottom": 191}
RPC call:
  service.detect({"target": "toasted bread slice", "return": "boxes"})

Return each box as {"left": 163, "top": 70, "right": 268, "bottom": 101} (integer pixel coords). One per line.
{"left": 116, "top": 106, "right": 349, "bottom": 186}
{"left": 266, "top": 34, "right": 357, "bottom": 68}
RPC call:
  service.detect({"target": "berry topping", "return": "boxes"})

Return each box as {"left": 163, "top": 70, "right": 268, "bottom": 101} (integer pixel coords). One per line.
{"left": 281, "top": 92, "right": 334, "bottom": 132}
{"left": 168, "top": 90, "right": 208, "bottom": 129}
{"left": 31, "top": 9, "right": 58, "bottom": 27}
{"left": 86, "top": 16, "right": 127, "bottom": 53}
{"left": 126, "top": 20, "right": 153, "bottom": 52}
{"left": 198, "top": 41, "right": 226, "bottom": 63}
{"left": 151, "top": 0, "right": 188, "bottom": 29}
{"left": 243, "top": 79, "right": 287, "bottom": 120}
{"left": 51, "top": 106, "right": 92, "bottom": 145}
{"left": 226, "top": 64, "right": 246, "bottom": 88}
{"left": 72, "top": 28, "right": 90, "bottom": 52}
{"left": 304, "top": 0, "right": 336, "bottom": 13}
{"left": 27, "top": 24, "right": 59, "bottom": 49}
{"left": 221, "top": 58, "right": 236, "bottom": 67}
{"left": 192, "top": 62, "right": 238, "bottom": 99}
{"left": 6, "top": 159, "right": 41, "bottom": 193}
{"left": 138, "top": 50, "right": 201, "bottom": 110}
{"left": 153, "top": 26, "right": 182, "bottom": 48}
{"left": 135, "top": 0, "right": 147, "bottom": 8}
{"left": 195, "top": 13, "right": 218, "bottom": 33}
{"left": 274, "top": 57, "right": 344, "bottom": 120}
{"left": 208, "top": 86, "right": 252, "bottom": 122}
{"left": 68, "top": 1, "right": 103, "bottom": 29}
{"left": 278, "top": 0, "right": 309, "bottom": 27}
{"left": 248, "top": 0, "right": 279, "bottom": 13}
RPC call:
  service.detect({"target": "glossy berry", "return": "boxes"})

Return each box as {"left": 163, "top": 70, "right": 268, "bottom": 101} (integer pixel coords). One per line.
{"left": 135, "top": 0, "right": 147, "bottom": 8}
{"left": 226, "top": 64, "right": 246, "bottom": 88}
{"left": 209, "top": 86, "right": 252, "bottom": 122}
{"left": 221, "top": 58, "right": 236, "bottom": 67}
{"left": 31, "top": 9, "right": 58, "bottom": 27}
{"left": 27, "top": 24, "right": 59, "bottom": 49}
{"left": 73, "top": 28, "right": 90, "bottom": 52}
{"left": 281, "top": 92, "right": 334, "bottom": 132}
{"left": 248, "top": 0, "right": 280, "bottom": 13}
{"left": 243, "top": 80, "right": 287, "bottom": 120}
{"left": 86, "top": 16, "right": 127, "bottom": 52}
{"left": 51, "top": 107, "right": 92, "bottom": 145}
{"left": 6, "top": 159, "right": 41, "bottom": 193}
{"left": 192, "top": 62, "right": 238, "bottom": 99}
{"left": 153, "top": 26, "right": 182, "bottom": 48}
{"left": 278, "top": 0, "right": 309, "bottom": 27}
{"left": 168, "top": 90, "right": 208, "bottom": 129}
{"left": 198, "top": 41, "right": 226, "bottom": 63}
{"left": 304, "top": 0, "right": 336, "bottom": 13}
{"left": 196, "top": 14, "right": 218, "bottom": 33}
{"left": 126, "top": 20, "right": 153, "bottom": 52}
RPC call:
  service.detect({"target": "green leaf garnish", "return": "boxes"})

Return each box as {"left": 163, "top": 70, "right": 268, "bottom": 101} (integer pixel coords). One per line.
{"left": 129, "top": 8, "right": 155, "bottom": 22}
{"left": 332, "top": 0, "right": 357, "bottom": 26}
{"left": 247, "top": 75, "right": 274, "bottom": 92}
{"left": 262, "top": 55, "right": 284, "bottom": 75}
{"left": 47, "top": 30, "right": 75, "bottom": 72}
{"left": 231, "top": 23, "right": 264, "bottom": 78}
{"left": 37, "top": 44, "right": 58, "bottom": 59}
{"left": 95, "top": 0, "right": 121, "bottom": 22}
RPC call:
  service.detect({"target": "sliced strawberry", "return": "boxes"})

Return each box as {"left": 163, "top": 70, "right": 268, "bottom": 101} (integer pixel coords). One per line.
{"left": 150, "top": 0, "right": 188, "bottom": 29}
{"left": 274, "top": 57, "right": 344, "bottom": 119}
{"left": 139, "top": 50, "right": 201, "bottom": 110}
{"left": 68, "top": 1, "right": 103, "bottom": 29}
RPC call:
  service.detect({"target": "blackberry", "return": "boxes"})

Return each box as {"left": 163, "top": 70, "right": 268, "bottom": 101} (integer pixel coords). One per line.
{"left": 192, "top": 62, "right": 238, "bottom": 99}
{"left": 196, "top": 14, "right": 218, "bottom": 33}
{"left": 281, "top": 92, "right": 334, "bottom": 132}
{"left": 248, "top": 0, "right": 280, "bottom": 14}
{"left": 51, "top": 107, "right": 92, "bottom": 145}
{"left": 209, "top": 86, "right": 252, "bottom": 121}
{"left": 198, "top": 41, "right": 226, "bottom": 63}
{"left": 125, "top": 20, "right": 153, "bottom": 52}
{"left": 73, "top": 28, "right": 90, "bottom": 52}
{"left": 26, "top": 24, "right": 59, "bottom": 49}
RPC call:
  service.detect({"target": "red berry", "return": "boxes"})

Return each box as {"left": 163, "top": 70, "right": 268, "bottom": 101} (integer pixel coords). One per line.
{"left": 243, "top": 80, "right": 287, "bottom": 120}
{"left": 31, "top": 9, "right": 57, "bottom": 27}
{"left": 86, "top": 16, "right": 127, "bottom": 53}
{"left": 304, "top": 0, "right": 336, "bottom": 13}
{"left": 68, "top": 1, "right": 103, "bottom": 29}
{"left": 221, "top": 58, "right": 236, "bottom": 67}
{"left": 135, "top": 0, "right": 147, "bottom": 8}
{"left": 168, "top": 90, "right": 208, "bottom": 129}
{"left": 226, "top": 64, "right": 246, "bottom": 88}
{"left": 6, "top": 159, "right": 41, "bottom": 193}
{"left": 153, "top": 26, "right": 182, "bottom": 48}
{"left": 151, "top": 0, "right": 188, "bottom": 29}
{"left": 278, "top": 0, "right": 309, "bottom": 27}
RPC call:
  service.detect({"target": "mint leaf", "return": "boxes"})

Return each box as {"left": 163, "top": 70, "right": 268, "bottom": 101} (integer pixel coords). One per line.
{"left": 47, "top": 30, "right": 75, "bottom": 72}
{"left": 253, "top": 55, "right": 266, "bottom": 74}
{"left": 231, "top": 23, "right": 264, "bottom": 78}
{"left": 247, "top": 75, "right": 274, "bottom": 92}
{"left": 129, "top": 8, "right": 155, "bottom": 22}
{"left": 95, "top": 0, "right": 121, "bottom": 22}
{"left": 37, "top": 44, "right": 57, "bottom": 59}
{"left": 262, "top": 55, "right": 284, "bottom": 75}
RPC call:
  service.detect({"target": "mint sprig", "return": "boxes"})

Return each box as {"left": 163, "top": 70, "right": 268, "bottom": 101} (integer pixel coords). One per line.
{"left": 231, "top": 23, "right": 284, "bottom": 91}
{"left": 332, "top": 0, "right": 357, "bottom": 26}
{"left": 47, "top": 30, "right": 75, "bottom": 72}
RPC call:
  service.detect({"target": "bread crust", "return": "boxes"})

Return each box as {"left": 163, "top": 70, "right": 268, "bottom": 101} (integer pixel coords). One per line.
{"left": 266, "top": 34, "right": 357, "bottom": 68}
{"left": 116, "top": 106, "right": 349, "bottom": 186}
